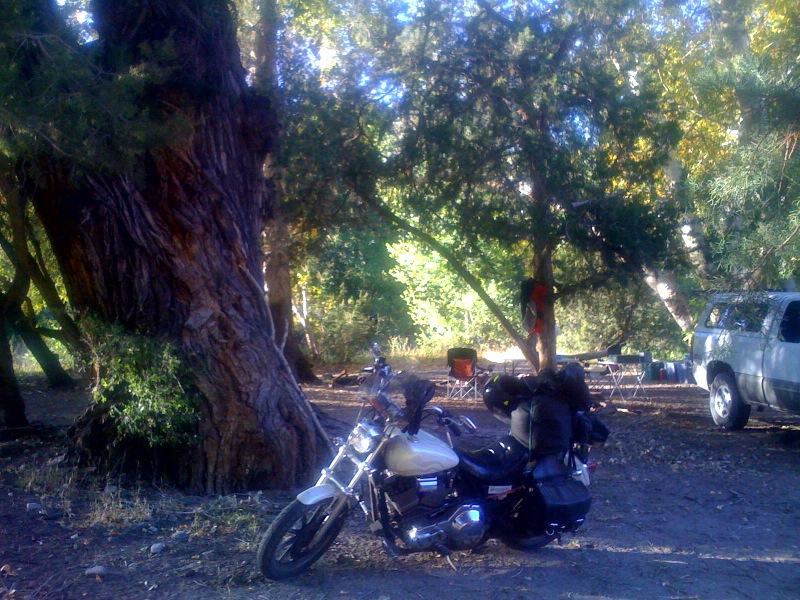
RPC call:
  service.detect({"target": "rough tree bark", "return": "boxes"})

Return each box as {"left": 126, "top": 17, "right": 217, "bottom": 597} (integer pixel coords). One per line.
{"left": 0, "top": 261, "right": 30, "bottom": 427}
{"left": 253, "top": 0, "right": 317, "bottom": 382}
{"left": 25, "top": 0, "right": 329, "bottom": 491}
{"left": 530, "top": 250, "right": 558, "bottom": 373}
{"left": 263, "top": 211, "right": 318, "bottom": 382}
{"left": 0, "top": 308, "right": 27, "bottom": 428}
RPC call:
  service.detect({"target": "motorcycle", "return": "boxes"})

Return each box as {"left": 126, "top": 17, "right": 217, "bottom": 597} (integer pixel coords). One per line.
{"left": 256, "top": 353, "right": 599, "bottom": 580}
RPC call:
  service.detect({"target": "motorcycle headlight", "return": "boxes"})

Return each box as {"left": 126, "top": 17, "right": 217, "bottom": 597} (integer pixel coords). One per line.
{"left": 350, "top": 422, "right": 380, "bottom": 455}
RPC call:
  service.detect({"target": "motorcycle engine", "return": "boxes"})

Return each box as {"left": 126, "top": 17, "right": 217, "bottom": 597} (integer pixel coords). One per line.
{"left": 383, "top": 474, "right": 486, "bottom": 551}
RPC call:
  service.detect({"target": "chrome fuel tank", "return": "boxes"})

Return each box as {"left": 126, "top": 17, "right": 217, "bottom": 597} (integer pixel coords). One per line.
{"left": 383, "top": 428, "right": 459, "bottom": 476}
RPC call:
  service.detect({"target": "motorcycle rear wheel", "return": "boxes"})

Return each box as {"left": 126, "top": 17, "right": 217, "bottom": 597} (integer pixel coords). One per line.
{"left": 501, "top": 531, "right": 557, "bottom": 551}
{"left": 257, "top": 497, "right": 350, "bottom": 580}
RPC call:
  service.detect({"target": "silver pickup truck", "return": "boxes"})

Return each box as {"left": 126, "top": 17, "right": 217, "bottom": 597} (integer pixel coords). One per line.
{"left": 691, "top": 292, "right": 800, "bottom": 429}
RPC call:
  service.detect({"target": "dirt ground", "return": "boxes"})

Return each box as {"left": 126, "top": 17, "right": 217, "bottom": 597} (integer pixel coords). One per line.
{"left": 2, "top": 367, "right": 799, "bottom": 600}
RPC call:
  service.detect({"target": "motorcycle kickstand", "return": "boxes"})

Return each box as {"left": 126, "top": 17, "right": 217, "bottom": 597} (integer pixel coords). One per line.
{"left": 381, "top": 537, "right": 401, "bottom": 558}
{"left": 433, "top": 545, "right": 458, "bottom": 572}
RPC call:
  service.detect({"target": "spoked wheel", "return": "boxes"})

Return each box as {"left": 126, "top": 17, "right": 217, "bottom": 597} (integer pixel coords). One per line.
{"left": 257, "top": 497, "right": 350, "bottom": 580}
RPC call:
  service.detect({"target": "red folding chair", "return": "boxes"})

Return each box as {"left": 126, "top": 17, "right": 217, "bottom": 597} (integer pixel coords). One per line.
{"left": 446, "top": 348, "right": 481, "bottom": 400}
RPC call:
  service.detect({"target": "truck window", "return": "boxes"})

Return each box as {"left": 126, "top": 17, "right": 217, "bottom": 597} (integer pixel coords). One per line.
{"left": 704, "top": 304, "right": 727, "bottom": 328}
{"left": 725, "top": 302, "right": 768, "bottom": 333}
{"left": 779, "top": 301, "right": 800, "bottom": 343}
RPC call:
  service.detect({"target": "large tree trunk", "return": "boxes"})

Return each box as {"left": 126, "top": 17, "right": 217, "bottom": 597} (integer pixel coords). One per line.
{"left": 532, "top": 251, "right": 558, "bottom": 373}
{"left": 0, "top": 310, "right": 27, "bottom": 428}
{"left": 25, "top": 0, "right": 328, "bottom": 491}
{"left": 263, "top": 211, "right": 318, "bottom": 382}
{"left": 665, "top": 156, "right": 717, "bottom": 289}
{"left": 253, "top": 0, "right": 317, "bottom": 383}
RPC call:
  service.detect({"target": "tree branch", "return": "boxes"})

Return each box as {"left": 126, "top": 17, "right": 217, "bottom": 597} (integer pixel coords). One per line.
{"left": 351, "top": 188, "right": 539, "bottom": 368}
{"left": 744, "top": 218, "right": 800, "bottom": 289}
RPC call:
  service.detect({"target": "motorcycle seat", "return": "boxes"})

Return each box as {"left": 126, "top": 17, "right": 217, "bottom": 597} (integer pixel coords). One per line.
{"left": 530, "top": 453, "right": 571, "bottom": 482}
{"left": 456, "top": 435, "right": 531, "bottom": 484}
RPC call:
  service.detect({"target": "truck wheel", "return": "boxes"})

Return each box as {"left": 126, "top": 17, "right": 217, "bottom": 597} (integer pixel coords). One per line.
{"left": 709, "top": 372, "right": 751, "bottom": 430}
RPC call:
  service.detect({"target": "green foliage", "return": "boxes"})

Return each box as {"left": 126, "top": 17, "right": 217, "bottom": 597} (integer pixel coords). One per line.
{"left": 701, "top": 124, "right": 800, "bottom": 286}
{"left": 663, "top": 0, "right": 800, "bottom": 289}
{"left": 274, "top": 0, "right": 691, "bottom": 362}
{"left": 361, "top": 0, "right": 685, "bottom": 327}
{"left": 0, "top": 1, "right": 193, "bottom": 176}
{"left": 307, "top": 291, "right": 379, "bottom": 363}
{"left": 292, "top": 224, "right": 415, "bottom": 362}
{"left": 85, "top": 321, "right": 201, "bottom": 447}
{"left": 387, "top": 239, "right": 517, "bottom": 351}
{"left": 557, "top": 281, "right": 688, "bottom": 361}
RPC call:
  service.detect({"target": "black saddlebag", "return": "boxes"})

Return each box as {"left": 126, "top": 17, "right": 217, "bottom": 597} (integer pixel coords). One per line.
{"left": 536, "top": 477, "right": 591, "bottom": 530}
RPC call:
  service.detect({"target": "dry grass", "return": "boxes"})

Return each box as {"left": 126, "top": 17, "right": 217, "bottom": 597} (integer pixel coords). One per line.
{"left": 13, "top": 450, "right": 271, "bottom": 559}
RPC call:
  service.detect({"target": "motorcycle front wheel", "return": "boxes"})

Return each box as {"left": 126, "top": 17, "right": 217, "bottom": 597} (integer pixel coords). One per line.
{"left": 257, "top": 496, "right": 350, "bottom": 580}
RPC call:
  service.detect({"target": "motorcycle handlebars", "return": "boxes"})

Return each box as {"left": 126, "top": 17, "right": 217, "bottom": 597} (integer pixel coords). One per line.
{"left": 421, "top": 406, "right": 478, "bottom": 438}
{"left": 359, "top": 343, "right": 478, "bottom": 438}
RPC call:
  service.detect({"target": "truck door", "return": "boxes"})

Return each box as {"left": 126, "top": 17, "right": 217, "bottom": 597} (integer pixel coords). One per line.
{"left": 762, "top": 299, "right": 800, "bottom": 413}
{"left": 719, "top": 300, "right": 771, "bottom": 405}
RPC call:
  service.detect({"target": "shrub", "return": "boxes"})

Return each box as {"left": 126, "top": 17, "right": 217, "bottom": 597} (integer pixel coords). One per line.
{"left": 84, "top": 320, "right": 201, "bottom": 447}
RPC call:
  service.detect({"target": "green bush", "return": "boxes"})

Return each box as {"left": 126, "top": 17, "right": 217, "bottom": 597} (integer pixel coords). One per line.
{"left": 85, "top": 321, "right": 201, "bottom": 447}
{"left": 308, "top": 293, "right": 377, "bottom": 363}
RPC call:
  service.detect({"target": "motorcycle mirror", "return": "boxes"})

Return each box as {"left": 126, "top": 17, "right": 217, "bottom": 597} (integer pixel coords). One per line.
{"left": 458, "top": 415, "right": 478, "bottom": 433}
